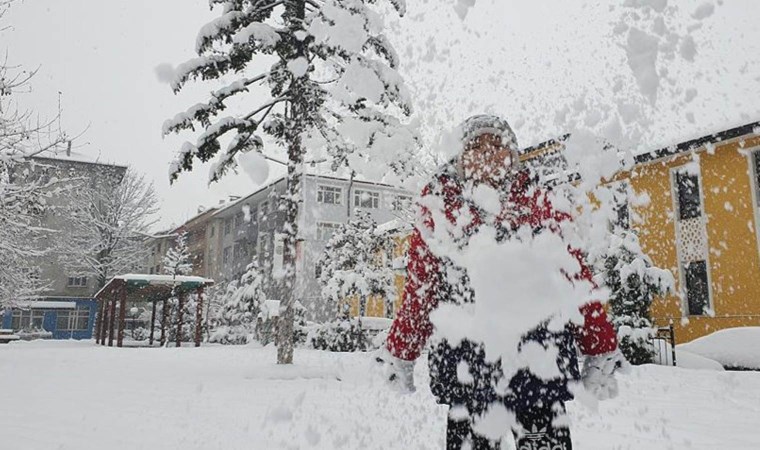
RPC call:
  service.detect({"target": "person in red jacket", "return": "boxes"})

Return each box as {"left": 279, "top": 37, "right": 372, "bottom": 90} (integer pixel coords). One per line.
{"left": 380, "top": 115, "right": 625, "bottom": 450}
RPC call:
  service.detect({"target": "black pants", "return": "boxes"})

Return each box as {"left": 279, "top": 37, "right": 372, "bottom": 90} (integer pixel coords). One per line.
{"left": 446, "top": 407, "right": 572, "bottom": 450}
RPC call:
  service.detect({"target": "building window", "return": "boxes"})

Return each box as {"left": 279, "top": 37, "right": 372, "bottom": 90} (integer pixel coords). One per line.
{"left": 157, "top": 242, "right": 162, "bottom": 253}
{"left": 11, "top": 310, "right": 45, "bottom": 331}
{"left": 354, "top": 190, "right": 379, "bottom": 209}
{"left": 316, "top": 222, "right": 342, "bottom": 241}
{"left": 56, "top": 308, "right": 90, "bottom": 331}
{"left": 260, "top": 201, "right": 269, "bottom": 219}
{"left": 258, "top": 233, "right": 270, "bottom": 257}
{"left": 317, "top": 185, "right": 342, "bottom": 205}
{"left": 749, "top": 150, "right": 760, "bottom": 206}
{"left": 67, "top": 276, "right": 88, "bottom": 288}
{"left": 674, "top": 169, "right": 702, "bottom": 220}
{"left": 391, "top": 194, "right": 413, "bottom": 211}
{"left": 609, "top": 183, "right": 630, "bottom": 230}
{"left": 224, "top": 218, "right": 232, "bottom": 235}
{"left": 223, "top": 246, "right": 231, "bottom": 264}
{"left": 155, "top": 264, "right": 160, "bottom": 274}
{"left": 233, "top": 240, "right": 248, "bottom": 261}
{"left": 234, "top": 212, "right": 244, "bottom": 228}
{"left": 149, "top": 267, "right": 154, "bottom": 275}
{"left": 210, "top": 226, "right": 215, "bottom": 237}
{"left": 684, "top": 260, "right": 710, "bottom": 315}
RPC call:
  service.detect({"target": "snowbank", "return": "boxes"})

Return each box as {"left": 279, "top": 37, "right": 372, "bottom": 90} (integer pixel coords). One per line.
{"left": 2, "top": 341, "right": 760, "bottom": 449}
{"left": 678, "top": 327, "right": 760, "bottom": 370}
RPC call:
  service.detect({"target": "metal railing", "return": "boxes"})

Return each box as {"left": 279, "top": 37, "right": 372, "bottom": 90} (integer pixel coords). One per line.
{"left": 651, "top": 324, "right": 677, "bottom": 367}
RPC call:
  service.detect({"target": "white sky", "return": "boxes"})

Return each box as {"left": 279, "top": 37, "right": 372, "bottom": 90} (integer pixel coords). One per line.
{"left": 4, "top": 0, "right": 759, "bottom": 229}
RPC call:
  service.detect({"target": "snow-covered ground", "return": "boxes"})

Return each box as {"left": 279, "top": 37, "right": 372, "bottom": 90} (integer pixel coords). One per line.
{"left": 2, "top": 340, "right": 759, "bottom": 449}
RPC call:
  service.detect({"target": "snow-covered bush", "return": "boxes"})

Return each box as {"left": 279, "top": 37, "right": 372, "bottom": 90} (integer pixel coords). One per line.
{"left": 601, "top": 230, "right": 673, "bottom": 365}
{"left": 308, "top": 319, "right": 370, "bottom": 352}
{"left": 307, "top": 316, "right": 389, "bottom": 352}
{"left": 209, "top": 262, "right": 266, "bottom": 345}
{"left": 131, "top": 327, "right": 149, "bottom": 342}
{"left": 318, "top": 211, "right": 395, "bottom": 318}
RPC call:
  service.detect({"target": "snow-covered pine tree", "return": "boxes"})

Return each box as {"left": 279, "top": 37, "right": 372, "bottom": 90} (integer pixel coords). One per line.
{"left": 163, "top": 231, "right": 193, "bottom": 277}
{"left": 162, "top": 231, "right": 195, "bottom": 345}
{"left": 602, "top": 229, "right": 674, "bottom": 365}
{"left": 165, "top": 0, "right": 416, "bottom": 363}
{"left": 211, "top": 262, "right": 267, "bottom": 345}
{"left": 318, "top": 210, "right": 395, "bottom": 319}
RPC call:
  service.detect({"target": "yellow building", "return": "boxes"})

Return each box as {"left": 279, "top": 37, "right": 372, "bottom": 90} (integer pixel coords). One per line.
{"left": 523, "top": 121, "right": 760, "bottom": 342}
{"left": 621, "top": 121, "right": 760, "bottom": 342}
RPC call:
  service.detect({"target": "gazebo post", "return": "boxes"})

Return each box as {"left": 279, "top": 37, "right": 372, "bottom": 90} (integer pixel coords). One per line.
{"left": 194, "top": 287, "right": 204, "bottom": 347}
{"left": 95, "top": 297, "right": 106, "bottom": 345}
{"left": 99, "top": 292, "right": 108, "bottom": 346}
{"left": 176, "top": 289, "right": 184, "bottom": 348}
{"left": 160, "top": 298, "right": 168, "bottom": 346}
{"left": 108, "top": 286, "right": 118, "bottom": 347}
{"left": 149, "top": 300, "right": 157, "bottom": 346}
{"left": 117, "top": 283, "right": 127, "bottom": 348}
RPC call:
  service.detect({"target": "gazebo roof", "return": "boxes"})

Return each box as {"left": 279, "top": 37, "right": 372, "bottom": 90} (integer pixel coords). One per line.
{"left": 95, "top": 274, "right": 214, "bottom": 302}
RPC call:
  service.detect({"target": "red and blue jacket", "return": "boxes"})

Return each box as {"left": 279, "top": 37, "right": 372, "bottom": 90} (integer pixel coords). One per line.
{"left": 386, "top": 168, "right": 618, "bottom": 362}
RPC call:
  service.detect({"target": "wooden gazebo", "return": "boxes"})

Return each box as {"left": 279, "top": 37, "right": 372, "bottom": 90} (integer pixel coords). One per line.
{"left": 94, "top": 274, "right": 214, "bottom": 348}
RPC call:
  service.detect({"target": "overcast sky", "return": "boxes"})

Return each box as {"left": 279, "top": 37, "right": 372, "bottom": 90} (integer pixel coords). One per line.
{"left": 4, "top": 0, "right": 759, "bottom": 229}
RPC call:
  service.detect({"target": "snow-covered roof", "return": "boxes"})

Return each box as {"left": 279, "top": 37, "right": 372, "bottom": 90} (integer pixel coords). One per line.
{"left": 94, "top": 274, "right": 215, "bottom": 300}
{"left": 356, "top": 316, "right": 393, "bottom": 330}
{"left": 13, "top": 301, "right": 77, "bottom": 309}
{"left": 375, "top": 218, "right": 412, "bottom": 235}
{"left": 31, "top": 151, "right": 128, "bottom": 169}
{"left": 115, "top": 274, "right": 213, "bottom": 284}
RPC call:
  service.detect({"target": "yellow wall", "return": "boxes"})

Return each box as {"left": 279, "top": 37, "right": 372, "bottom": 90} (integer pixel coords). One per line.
{"left": 629, "top": 135, "right": 760, "bottom": 341}
{"left": 343, "top": 232, "right": 411, "bottom": 319}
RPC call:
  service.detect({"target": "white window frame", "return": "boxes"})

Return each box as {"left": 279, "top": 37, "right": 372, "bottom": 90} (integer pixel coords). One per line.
{"left": 316, "top": 221, "right": 342, "bottom": 241}
{"left": 258, "top": 233, "right": 270, "bottom": 257}
{"left": 317, "top": 184, "right": 343, "bottom": 205}
{"left": 353, "top": 189, "right": 380, "bottom": 209}
{"left": 67, "top": 276, "right": 88, "bottom": 288}
{"left": 57, "top": 308, "right": 90, "bottom": 331}
{"left": 391, "top": 194, "right": 413, "bottom": 211}
{"left": 669, "top": 162, "right": 714, "bottom": 316}
{"left": 745, "top": 146, "right": 760, "bottom": 260}
{"left": 11, "top": 309, "right": 45, "bottom": 331}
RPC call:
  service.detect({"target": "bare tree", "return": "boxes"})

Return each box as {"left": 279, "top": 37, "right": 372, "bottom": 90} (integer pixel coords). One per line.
{"left": 59, "top": 168, "right": 159, "bottom": 289}
{"left": 0, "top": 1, "right": 73, "bottom": 306}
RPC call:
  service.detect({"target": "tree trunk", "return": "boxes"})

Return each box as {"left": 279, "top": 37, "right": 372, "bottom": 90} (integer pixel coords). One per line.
{"left": 276, "top": 0, "right": 307, "bottom": 365}
{"left": 194, "top": 288, "right": 203, "bottom": 347}
{"left": 107, "top": 292, "right": 117, "bottom": 347}
{"left": 149, "top": 300, "right": 157, "bottom": 346}
{"left": 176, "top": 291, "right": 184, "bottom": 348}
{"left": 116, "top": 285, "right": 127, "bottom": 347}
{"left": 160, "top": 298, "right": 168, "bottom": 346}
{"left": 95, "top": 297, "right": 106, "bottom": 344}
